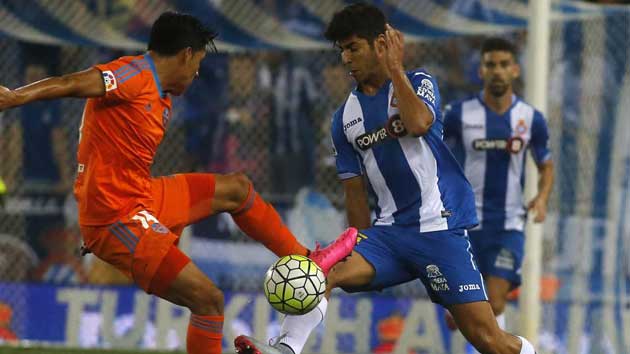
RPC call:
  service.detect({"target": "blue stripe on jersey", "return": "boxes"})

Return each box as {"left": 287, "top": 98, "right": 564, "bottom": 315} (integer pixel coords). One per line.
{"left": 331, "top": 103, "right": 362, "bottom": 179}
{"left": 481, "top": 108, "right": 511, "bottom": 228}
{"left": 443, "top": 103, "right": 466, "bottom": 167}
{"left": 145, "top": 54, "right": 165, "bottom": 98}
{"left": 425, "top": 119, "right": 478, "bottom": 230}
{"left": 356, "top": 93, "right": 422, "bottom": 226}
{"left": 118, "top": 70, "right": 141, "bottom": 85}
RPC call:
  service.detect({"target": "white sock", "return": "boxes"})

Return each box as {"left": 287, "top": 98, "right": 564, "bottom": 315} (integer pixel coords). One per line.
{"left": 278, "top": 297, "right": 328, "bottom": 354}
{"left": 517, "top": 336, "right": 536, "bottom": 354}
{"left": 496, "top": 313, "right": 506, "bottom": 330}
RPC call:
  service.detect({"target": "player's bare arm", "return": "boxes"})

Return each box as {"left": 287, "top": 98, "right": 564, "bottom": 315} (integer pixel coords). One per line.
{"left": 0, "top": 68, "right": 104, "bottom": 111}
{"left": 342, "top": 176, "right": 372, "bottom": 229}
{"left": 528, "top": 159, "right": 554, "bottom": 222}
{"left": 377, "top": 24, "right": 433, "bottom": 136}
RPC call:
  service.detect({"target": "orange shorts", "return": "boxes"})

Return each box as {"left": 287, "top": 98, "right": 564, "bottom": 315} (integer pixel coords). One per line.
{"left": 80, "top": 173, "right": 216, "bottom": 294}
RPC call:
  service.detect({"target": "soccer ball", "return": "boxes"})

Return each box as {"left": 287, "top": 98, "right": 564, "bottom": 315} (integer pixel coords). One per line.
{"left": 263, "top": 255, "right": 326, "bottom": 315}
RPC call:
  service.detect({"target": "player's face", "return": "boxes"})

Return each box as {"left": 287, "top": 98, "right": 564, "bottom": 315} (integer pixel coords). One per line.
{"left": 172, "top": 49, "right": 206, "bottom": 96}
{"left": 337, "top": 35, "right": 379, "bottom": 84}
{"left": 479, "top": 51, "right": 520, "bottom": 97}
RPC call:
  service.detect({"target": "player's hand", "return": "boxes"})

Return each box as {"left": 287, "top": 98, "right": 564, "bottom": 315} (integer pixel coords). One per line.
{"left": 527, "top": 195, "right": 547, "bottom": 223}
{"left": 0, "top": 85, "right": 17, "bottom": 111}
{"left": 376, "top": 24, "right": 405, "bottom": 75}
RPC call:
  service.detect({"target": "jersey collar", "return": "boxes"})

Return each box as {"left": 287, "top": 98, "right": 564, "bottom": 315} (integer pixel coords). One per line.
{"left": 144, "top": 53, "right": 166, "bottom": 98}
{"left": 477, "top": 91, "right": 519, "bottom": 115}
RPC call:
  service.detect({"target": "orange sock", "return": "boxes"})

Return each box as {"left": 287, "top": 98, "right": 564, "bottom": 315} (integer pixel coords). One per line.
{"left": 232, "top": 185, "right": 308, "bottom": 257}
{"left": 187, "top": 314, "right": 223, "bottom": 354}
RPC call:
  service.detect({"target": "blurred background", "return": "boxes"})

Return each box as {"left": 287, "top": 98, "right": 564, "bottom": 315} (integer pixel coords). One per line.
{"left": 0, "top": 0, "right": 629, "bottom": 353}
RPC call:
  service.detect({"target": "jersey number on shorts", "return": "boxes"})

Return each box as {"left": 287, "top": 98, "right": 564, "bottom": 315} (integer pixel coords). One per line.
{"left": 132, "top": 210, "right": 159, "bottom": 229}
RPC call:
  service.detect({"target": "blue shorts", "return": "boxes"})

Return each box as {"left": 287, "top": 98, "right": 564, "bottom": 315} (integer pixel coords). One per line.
{"left": 350, "top": 225, "right": 488, "bottom": 306}
{"left": 468, "top": 229, "right": 524, "bottom": 288}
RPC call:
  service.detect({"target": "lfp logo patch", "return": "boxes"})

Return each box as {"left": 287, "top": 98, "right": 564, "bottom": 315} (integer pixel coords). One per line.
{"left": 102, "top": 70, "right": 117, "bottom": 92}
{"left": 151, "top": 222, "right": 169, "bottom": 234}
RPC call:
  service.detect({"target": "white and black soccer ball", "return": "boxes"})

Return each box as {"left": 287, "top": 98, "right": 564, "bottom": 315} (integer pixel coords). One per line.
{"left": 263, "top": 255, "right": 326, "bottom": 315}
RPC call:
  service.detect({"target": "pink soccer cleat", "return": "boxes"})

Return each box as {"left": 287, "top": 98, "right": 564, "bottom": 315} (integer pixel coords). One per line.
{"left": 308, "top": 227, "right": 358, "bottom": 275}
{"left": 234, "top": 335, "right": 294, "bottom": 354}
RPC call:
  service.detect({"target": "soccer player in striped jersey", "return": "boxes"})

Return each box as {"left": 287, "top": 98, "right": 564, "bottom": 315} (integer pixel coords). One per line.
{"left": 235, "top": 4, "right": 536, "bottom": 354}
{"left": 0, "top": 12, "right": 356, "bottom": 354}
{"left": 442, "top": 37, "right": 554, "bottom": 334}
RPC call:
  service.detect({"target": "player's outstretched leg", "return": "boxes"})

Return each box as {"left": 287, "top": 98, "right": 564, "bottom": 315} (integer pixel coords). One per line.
{"left": 215, "top": 173, "right": 308, "bottom": 257}
{"left": 448, "top": 301, "right": 536, "bottom": 354}
{"left": 146, "top": 248, "right": 224, "bottom": 354}
{"left": 236, "top": 249, "right": 374, "bottom": 354}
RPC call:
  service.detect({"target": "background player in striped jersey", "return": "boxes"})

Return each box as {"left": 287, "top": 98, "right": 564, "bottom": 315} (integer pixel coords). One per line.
{"left": 235, "top": 4, "right": 536, "bottom": 354}
{"left": 0, "top": 12, "right": 356, "bottom": 354}
{"left": 443, "top": 37, "right": 554, "bottom": 333}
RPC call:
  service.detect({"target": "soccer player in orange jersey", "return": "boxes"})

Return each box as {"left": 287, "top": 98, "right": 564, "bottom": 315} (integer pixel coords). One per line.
{"left": 0, "top": 12, "right": 357, "bottom": 354}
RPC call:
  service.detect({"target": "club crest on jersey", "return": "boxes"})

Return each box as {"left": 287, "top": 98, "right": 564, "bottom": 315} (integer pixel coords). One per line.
{"left": 516, "top": 119, "right": 528, "bottom": 136}
{"left": 102, "top": 70, "right": 117, "bottom": 92}
{"left": 162, "top": 108, "right": 170, "bottom": 126}
{"left": 151, "top": 222, "right": 169, "bottom": 234}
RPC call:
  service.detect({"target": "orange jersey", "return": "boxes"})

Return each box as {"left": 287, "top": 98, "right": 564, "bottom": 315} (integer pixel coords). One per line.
{"left": 74, "top": 54, "right": 172, "bottom": 225}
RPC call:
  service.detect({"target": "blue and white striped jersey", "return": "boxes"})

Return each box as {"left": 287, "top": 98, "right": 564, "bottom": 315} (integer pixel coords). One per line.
{"left": 443, "top": 94, "right": 551, "bottom": 231}
{"left": 331, "top": 69, "right": 478, "bottom": 232}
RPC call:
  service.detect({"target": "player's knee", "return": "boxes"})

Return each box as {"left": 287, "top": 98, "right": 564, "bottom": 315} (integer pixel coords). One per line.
{"left": 187, "top": 282, "right": 224, "bottom": 315}
{"left": 471, "top": 329, "right": 500, "bottom": 354}
{"left": 470, "top": 327, "right": 507, "bottom": 354}
{"left": 224, "top": 172, "right": 252, "bottom": 206}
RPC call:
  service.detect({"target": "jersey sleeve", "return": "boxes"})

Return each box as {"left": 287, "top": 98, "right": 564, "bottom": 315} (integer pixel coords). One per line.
{"left": 442, "top": 102, "right": 462, "bottom": 145}
{"left": 530, "top": 111, "right": 551, "bottom": 163}
{"left": 409, "top": 70, "right": 442, "bottom": 122}
{"left": 331, "top": 109, "right": 362, "bottom": 180}
{"left": 94, "top": 59, "right": 147, "bottom": 102}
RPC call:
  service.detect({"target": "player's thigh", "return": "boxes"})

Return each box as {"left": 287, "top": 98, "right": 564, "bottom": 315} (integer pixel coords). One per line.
{"left": 469, "top": 229, "right": 524, "bottom": 288}
{"left": 327, "top": 250, "right": 375, "bottom": 290}
{"left": 410, "top": 229, "right": 487, "bottom": 306}
{"left": 82, "top": 210, "right": 187, "bottom": 294}
{"left": 152, "top": 173, "right": 216, "bottom": 233}
{"left": 339, "top": 226, "right": 416, "bottom": 293}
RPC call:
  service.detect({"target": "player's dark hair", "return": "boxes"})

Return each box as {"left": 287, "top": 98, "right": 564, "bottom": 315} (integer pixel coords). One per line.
{"left": 148, "top": 12, "right": 217, "bottom": 56}
{"left": 481, "top": 37, "right": 517, "bottom": 58}
{"left": 324, "top": 2, "right": 386, "bottom": 45}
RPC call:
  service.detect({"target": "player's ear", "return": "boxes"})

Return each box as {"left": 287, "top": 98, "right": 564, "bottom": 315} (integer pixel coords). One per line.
{"left": 513, "top": 61, "right": 521, "bottom": 79}
{"left": 180, "top": 47, "right": 193, "bottom": 62}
